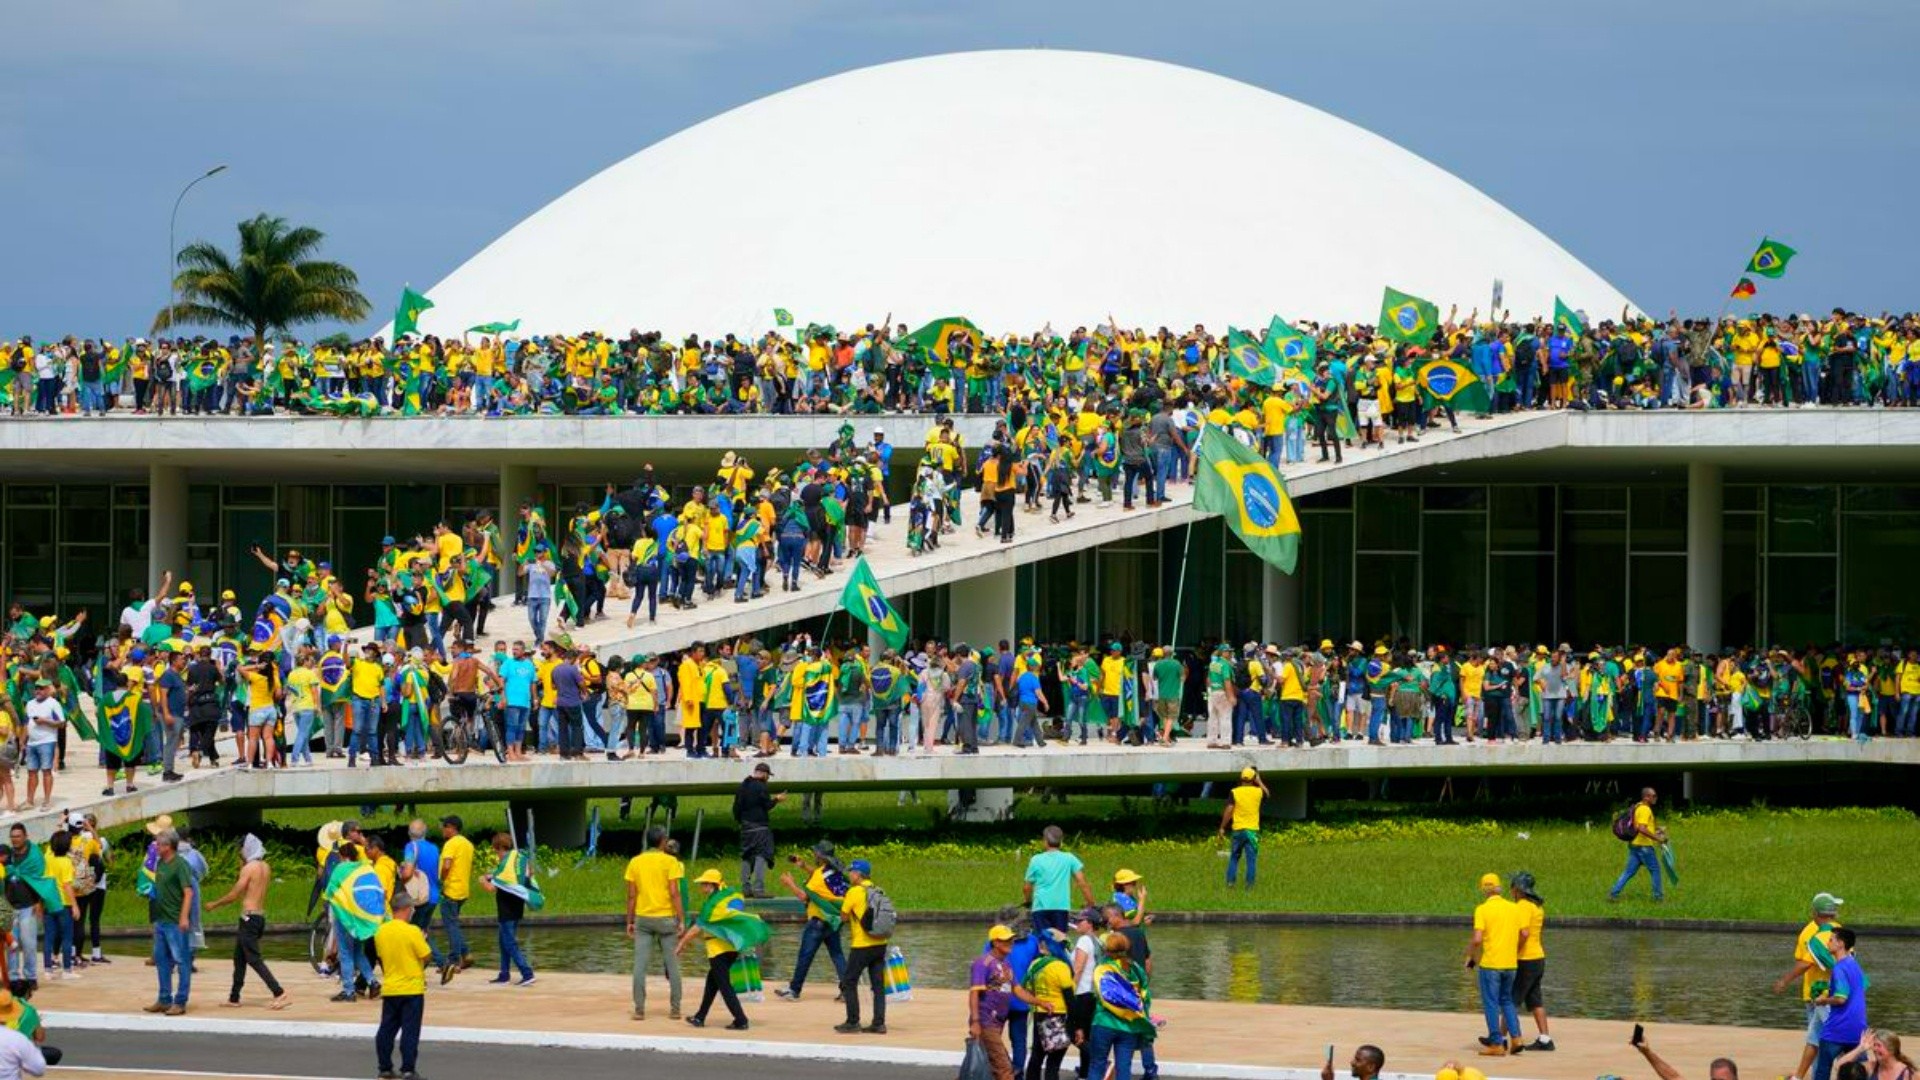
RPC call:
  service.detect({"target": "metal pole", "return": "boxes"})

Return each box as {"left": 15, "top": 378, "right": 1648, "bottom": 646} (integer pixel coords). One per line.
{"left": 165, "top": 165, "right": 229, "bottom": 330}
{"left": 1168, "top": 521, "right": 1195, "bottom": 649}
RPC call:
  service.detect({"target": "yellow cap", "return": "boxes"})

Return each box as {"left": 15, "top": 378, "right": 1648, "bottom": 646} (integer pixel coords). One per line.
{"left": 1113, "top": 869, "right": 1142, "bottom": 885}
{"left": 1240, "top": 767, "right": 1257, "bottom": 781}
{"left": 178, "top": 582, "right": 195, "bottom": 594}
{"left": 1373, "top": 645, "right": 1388, "bottom": 656}
{"left": 693, "top": 869, "right": 724, "bottom": 886}
{"left": 1478, "top": 872, "right": 1502, "bottom": 889}
{"left": 1319, "top": 639, "right": 1334, "bottom": 650}
{"left": 987, "top": 924, "right": 1015, "bottom": 943}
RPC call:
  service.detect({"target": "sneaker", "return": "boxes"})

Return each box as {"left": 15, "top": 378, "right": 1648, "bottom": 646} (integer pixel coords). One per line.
{"left": 834, "top": 1022, "right": 862, "bottom": 1034}
{"left": 330, "top": 991, "right": 358, "bottom": 1002}
{"left": 486, "top": 976, "right": 510, "bottom": 985}
{"left": 401, "top": 1073, "right": 427, "bottom": 1080}
{"left": 862, "top": 1024, "right": 887, "bottom": 1034}
{"left": 1526, "top": 1038, "right": 1555, "bottom": 1052}
{"left": 516, "top": 975, "right": 537, "bottom": 987}
{"left": 774, "top": 988, "right": 799, "bottom": 1000}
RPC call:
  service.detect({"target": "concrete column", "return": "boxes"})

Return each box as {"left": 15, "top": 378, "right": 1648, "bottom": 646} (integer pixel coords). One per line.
{"left": 508, "top": 797, "right": 589, "bottom": 849}
{"left": 499, "top": 463, "right": 537, "bottom": 601}
{"left": 947, "top": 566, "right": 1014, "bottom": 650}
{"left": 149, "top": 463, "right": 189, "bottom": 594}
{"left": 1270, "top": 777, "right": 1309, "bottom": 820}
{"left": 1686, "top": 462, "right": 1723, "bottom": 652}
{"left": 1262, "top": 564, "right": 1300, "bottom": 645}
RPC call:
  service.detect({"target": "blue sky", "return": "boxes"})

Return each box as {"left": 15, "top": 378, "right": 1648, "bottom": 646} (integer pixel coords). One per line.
{"left": 6, "top": 1, "right": 1915, "bottom": 339}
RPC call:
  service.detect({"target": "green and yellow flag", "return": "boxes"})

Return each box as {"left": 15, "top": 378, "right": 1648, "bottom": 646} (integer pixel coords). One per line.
{"left": 773, "top": 308, "right": 794, "bottom": 327}
{"left": 393, "top": 286, "right": 433, "bottom": 338}
{"left": 1193, "top": 427, "right": 1300, "bottom": 574}
{"left": 1378, "top": 287, "right": 1439, "bottom": 345}
{"left": 1416, "top": 355, "right": 1492, "bottom": 414}
{"left": 900, "top": 316, "right": 981, "bottom": 367}
{"left": 1266, "top": 315, "right": 1316, "bottom": 369}
{"left": 1745, "top": 237, "right": 1797, "bottom": 279}
{"left": 840, "top": 556, "right": 908, "bottom": 651}
{"left": 1224, "top": 327, "right": 1277, "bottom": 386}
{"left": 467, "top": 319, "right": 519, "bottom": 335}
{"left": 696, "top": 886, "right": 771, "bottom": 952}
{"left": 1553, "top": 297, "right": 1587, "bottom": 338}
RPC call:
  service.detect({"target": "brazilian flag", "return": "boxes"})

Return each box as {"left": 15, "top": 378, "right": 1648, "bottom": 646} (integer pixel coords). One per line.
{"left": 840, "top": 557, "right": 908, "bottom": 651}
{"left": 1416, "top": 356, "right": 1492, "bottom": 413}
{"left": 1378, "top": 287, "right": 1439, "bottom": 345}
{"left": 5, "top": 844, "right": 65, "bottom": 910}
{"left": 899, "top": 316, "right": 981, "bottom": 379}
{"left": 799, "top": 661, "right": 837, "bottom": 726}
{"left": 185, "top": 356, "right": 222, "bottom": 394}
{"left": 1553, "top": 297, "right": 1588, "bottom": 338}
{"left": 467, "top": 319, "right": 520, "bottom": 335}
{"left": 327, "top": 862, "right": 386, "bottom": 940}
{"left": 393, "top": 286, "right": 434, "bottom": 338}
{"left": 1745, "top": 237, "right": 1796, "bottom": 279}
{"left": 1266, "top": 315, "right": 1317, "bottom": 369}
{"left": 1224, "top": 328, "right": 1277, "bottom": 386}
{"left": 696, "top": 886, "right": 771, "bottom": 952}
{"left": 1193, "top": 427, "right": 1300, "bottom": 574}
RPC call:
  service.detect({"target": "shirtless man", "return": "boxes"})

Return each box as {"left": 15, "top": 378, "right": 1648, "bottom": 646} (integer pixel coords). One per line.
{"left": 205, "top": 835, "right": 290, "bottom": 1009}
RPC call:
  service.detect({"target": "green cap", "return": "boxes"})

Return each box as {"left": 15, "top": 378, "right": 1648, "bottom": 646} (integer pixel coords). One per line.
{"left": 1812, "top": 892, "right": 1844, "bottom": 915}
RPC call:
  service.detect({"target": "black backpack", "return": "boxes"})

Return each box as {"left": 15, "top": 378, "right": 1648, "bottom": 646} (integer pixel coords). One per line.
{"left": 1611, "top": 803, "right": 1640, "bottom": 843}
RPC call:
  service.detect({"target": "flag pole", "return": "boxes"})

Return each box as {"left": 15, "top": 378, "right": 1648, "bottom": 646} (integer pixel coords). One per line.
{"left": 1168, "top": 520, "right": 1195, "bottom": 650}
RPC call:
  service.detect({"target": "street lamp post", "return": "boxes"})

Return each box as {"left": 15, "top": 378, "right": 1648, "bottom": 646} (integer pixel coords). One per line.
{"left": 164, "top": 164, "right": 228, "bottom": 333}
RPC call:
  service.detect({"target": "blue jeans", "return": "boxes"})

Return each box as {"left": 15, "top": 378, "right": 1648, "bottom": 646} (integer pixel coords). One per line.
{"left": 1609, "top": 845, "right": 1663, "bottom": 900}
{"left": 1150, "top": 446, "right": 1173, "bottom": 503}
{"left": 794, "top": 722, "right": 827, "bottom": 757}
{"left": 732, "top": 548, "right": 759, "bottom": 600}
{"left": 785, "top": 917, "right": 846, "bottom": 995}
{"left": 1815, "top": 1039, "right": 1855, "bottom": 1080}
{"left": 349, "top": 698, "right": 381, "bottom": 764}
{"left": 440, "top": 898, "right": 468, "bottom": 961}
{"left": 1088, "top": 1024, "right": 1140, "bottom": 1080}
{"left": 426, "top": 611, "right": 444, "bottom": 654}
{"left": 539, "top": 706, "right": 558, "bottom": 752}
{"left": 777, "top": 536, "right": 805, "bottom": 585}
{"left": 1368, "top": 697, "right": 1387, "bottom": 742}
{"left": 80, "top": 379, "right": 104, "bottom": 413}
{"left": 1899, "top": 694, "right": 1919, "bottom": 737}
{"left": 504, "top": 705, "right": 529, "bottom": 749}
{"left": 42, "top": 908, "right": 73, "bottom": 971}
{"left": 1065, "top": 696, "right": 1090, "bottom": 742}
{"left": 1227, "top": 830, "right": 1258, "bottom": 886}
{"left": 1541, "top": 699, "right": 1565, "bottom": 743}
{"left": 153, "top": 921, "right": 193, "bottom": 1005}
{"left": 1846, "top": 696, "right": 1869, "bottom": 742}
{"left": 337, "top": 925, "right": 374, "bottom": 994}
{"left": 838, "top": 702, "right": 868, "bottom": 749}
{"left": 875, "top": 707, "right": 901, "bottom": 753}
{"left": 1477, "top": 965, "right": 1521, "bottom": 1043}
{"left": 497, "top": 920, "right": 533, "bottom": 980}
{"left": 9, "top": 909, "right": 38, "bottom": 981}
{"left": 527, "top": 597, "right": 550, "bottom": 644}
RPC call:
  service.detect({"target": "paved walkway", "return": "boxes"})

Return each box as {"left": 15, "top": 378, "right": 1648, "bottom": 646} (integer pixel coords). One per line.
{"left": 41, "top": 953, "right": 1799, "bottom": 1080}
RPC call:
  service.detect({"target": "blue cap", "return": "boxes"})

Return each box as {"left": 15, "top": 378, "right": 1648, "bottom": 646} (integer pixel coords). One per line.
{"left": 381, "top": 536, "right": 396, "bottom": 546}
{"left": 849, "top": 859, "right": 872, "bottom": 877}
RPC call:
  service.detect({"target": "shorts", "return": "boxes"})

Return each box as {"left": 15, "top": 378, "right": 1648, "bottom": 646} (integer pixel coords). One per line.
{"left": 103, "top": 748, "right": 137, "bottom": 771}
{"left": 1514, "top": 958, "right": 1546, "bottom": 1010}
{"left": 247, "top": 705, "right": 278, "bottom": 729}
{"left": 23, "top": 742, "right": 55, "bottom": 772}
{"left": 1155, "top": 700, "right": 1179, "bottom": 722}
{"left": 1804, "top": 1002, "right": 1830, "bottom": 1047}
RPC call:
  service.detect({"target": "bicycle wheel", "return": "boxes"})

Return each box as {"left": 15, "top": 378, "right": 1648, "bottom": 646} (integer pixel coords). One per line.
{"left": 1788, "top": 702, "right": 1814, "bottom": 740}
{"left": 442, "top": 720, "right": 470, "bottom": 765}
{"left": 308, "top": 912, "right": 333, "bottom": 975}
{"left": 486, "top": 712, "right": 507, "bottom": 763}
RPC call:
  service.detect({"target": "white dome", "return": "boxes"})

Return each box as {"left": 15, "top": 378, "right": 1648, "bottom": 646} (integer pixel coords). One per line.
{"left": 417, "top": 50, "right": 1633, "bottom": 338}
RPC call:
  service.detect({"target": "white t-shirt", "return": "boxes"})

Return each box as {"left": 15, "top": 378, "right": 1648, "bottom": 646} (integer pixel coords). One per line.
{"left": 120, "top": 599, "right": 156, "bottom": 637}
{"left": 1072, "top": 933, "right": 1103, "bottom": 995}
{"left": 24, "top": 698, "right": 64, "bottom": 746}
{"left": 0, "top": 1026, "right": 45, "bottom": 1080}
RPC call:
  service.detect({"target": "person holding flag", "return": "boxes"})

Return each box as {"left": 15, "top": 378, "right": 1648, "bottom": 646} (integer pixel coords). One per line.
{"left": 481, "top": 831, "right": 538, "bottom": 987}
{"left": 324, "top": 841, "right": 384, "bottom": 1002}
{"left": 675, "top": 869, "right": 766, "bottom": 1031}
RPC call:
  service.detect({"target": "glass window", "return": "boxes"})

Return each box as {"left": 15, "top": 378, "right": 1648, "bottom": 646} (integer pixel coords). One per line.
{"left": 1629, "top": 486, "right": 1686, "bottom": 553}
{"left": 445, "top": 484, "right": 500, "bottom": 522}
{"left": 59, "top": 547, "right": 110, "bottom": 609}
{"left": 1354, "top": 553, "right": 1418, "bottom": 643}
{"left": 6, "top": 486, "right": 53, "bottom": 507}
{"left": 1722, "top": 513, "right": 1760, "bottom": 648}
{"left": 1299, "top": 512, "right": 1352, "bottom": 643}
{"left": 1490, "top": 486, "right": 1554, "bottom": 552}
{"left": 1841, "top": 514, "right": 1920, "bottom": 644}
{"left": 278, "top": 484, "right": 332, "bottom": 546}
{"left": 113, "top": 486, "right": 150, "bottom": 508}
{"left": 187, "top": 485, "right": 220, "bottom": 545}
{"left": 1842, "top": 485, "right": 1920, "bottom": 512}
{"left": 1490, "top": 554, "right": 1554, "bottom": 645}
{"left": 1768, "top": 486, "right": 1836, "bottom": 554}
{"left": 1562, "top": 485, "right": 1626, "bottom": 512}
{"left": 1768, "top": 556, "right": 1836, "bottom": 647}
{"left": 5, "top": 508, "right": 54, "bottom": 608}
{"left": 1295, "top": 488, "right": 1351, "bottom": 510}
{"left": 1559, "top": 511, "right": 1625, "bottom": 647}
{"left": 1222, "top": 553, "right": 1263, "bottom": 645}
{"left": 1423, "top": 486, "right": 1486, "bottom": 511}
{"left": 1628, "top": 554, "right": 1686, "bottom": 646}
{"left": 1421, "top": 513, "right": 1485, "bottom": 647}
{"left": 1164, "top": 519, "right": 1222, "bottom": 648}
{"left": 1356, "top": 486, "right": 1418, "bottom": 552}
{"left": 1724, "top": 484, "right": 1760, "bottom": 512}
{"left": 1097, "top": 550, "right": 1160, "bottom": 642}
{"left": 334, "top": 484, "right": 386, "bottom": 509}
{"left": 60, "top": 486, "right": 110, "bottom": 543}
{"left": 1033, "top": 552, "right": 1085, "bottom": 645}
{"left": 388, "top": 485, "right": 443, "bottom": 544}
{"left": 223, "top": 485, "right": 274, "bottom": 508}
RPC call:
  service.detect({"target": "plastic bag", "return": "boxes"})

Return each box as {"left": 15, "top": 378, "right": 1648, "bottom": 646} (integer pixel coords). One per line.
{"left": 884, "top": 944, "right": 913, "bottom": 1002}
{"left": 957, "top": 1037, "right": 992, "bottom": 1080}
{"left": 730, "top": 950, "right": 765, "bottom": 1002}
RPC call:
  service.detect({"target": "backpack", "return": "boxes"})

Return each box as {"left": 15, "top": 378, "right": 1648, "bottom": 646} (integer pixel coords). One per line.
{"left": 1611, "top": 804, "right": 1640, "bottom": 843}
{"left": 860, "top": 884, "right": 898, "bottom": 939}
{"left": 70, "top": 847, "right": 97, "bottom": 897}
{"left": 844, "top": 663, "right": 867, "bottom": 695}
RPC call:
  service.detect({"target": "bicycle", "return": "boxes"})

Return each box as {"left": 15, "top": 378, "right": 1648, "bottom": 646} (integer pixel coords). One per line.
{"left": 307, "top": 909, "right": 334, "bottom": 975}
{"left": 1779, "top": 698, "right": 1814, "bottom": 740}
{"left": 440, "top": 715, "right": 470, "bottom": 765}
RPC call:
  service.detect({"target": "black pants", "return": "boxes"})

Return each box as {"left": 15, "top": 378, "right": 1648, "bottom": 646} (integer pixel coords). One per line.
{"left": 77, "top": 889, "right": 105, "bottom": 951}
{"left": 557, "top": 705, "right": 584, "bottom": 757}
{"left": 695, "top": 950, "right": 747, "bottom": 1024}
{"left": 375, "top": 994, "right": 424, "bottom": 1073}
{"left": 1314, "top": 411, "right": 1342, "bottom": 461}
{"left": 230, "top": 914, "right": 284, "bottom": 1001}
{"left": 443, "top": 600, "right": 472, "bottom": 644}
{"left": 1026, "top": 1010, "right": 1068, "bottom": 1080}
{"left": 993, "top": 492, "right": 1016, "bottom": 540}
{"left": 841, "top": 943, "right": 888, "bottom": 1027}
{"left": 472, "top": 585, "right": 494, "bottom": 635}
{"left": 1067, "top": 991, "right": 1096, "bottom": 1080}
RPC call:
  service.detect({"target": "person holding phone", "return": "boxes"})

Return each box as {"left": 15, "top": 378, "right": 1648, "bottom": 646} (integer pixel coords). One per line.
{"left": 1632, "top": 1025, "right": 1740, "bottom": 1080}
{"left": 1320, "top": 1045, "right": 1384, "bottom": 1080}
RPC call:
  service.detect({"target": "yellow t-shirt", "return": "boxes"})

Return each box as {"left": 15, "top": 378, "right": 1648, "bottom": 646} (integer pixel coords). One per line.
{"left": 1516, "top": 897, "right": 1545, "bottom": 961}
{"left": 1900, "top": 661, "right": 1920, "bottom": 696}
{"left": 1099, "top": 656, "right": 1126, "bottom": 696}
{"left": 371, "top": 854, "right": 397, "bottom": 911}
{"left": 372, "top": 918, "right": 432, "bottom": 997}
{"left": 350, "top": 658, "right": 386, "bottom": 699}
{"left": 1630, "top": 803, "right": 1658, "bottom": 847}
{"left": 1793, "top": 919, "right": 1838, "bottom": 1001}
{"left": 1653, "top": 660, "right": 1684, "bottom": 701}
{"left": 440, "top": 834, "right": 475, "bottom": 902}
{"left": 1278, "top": 661, "right": 1306, "bottom": 703}
{"left": 436, "top": 531, "right": 464, "bottom": 571}
{"left": 703, "top": 662, "right": 730, "bottom": 709}
{"left": 1229, "top": 785, "right": 1262, "bottom": 832}
{"left": 1459, "top": 661, "right": 1485, "bottom": 698}
{"left": 1024, "top": 956, "right": 1077, "bottom": 1013}
{"left": 285, "top": 667, "right": 320, "bottom": 713}
{"left": 844, "top": 881, "right": 885, "bottom": 949}
{"left": 802, "top": 866, "right": 838, "bottom": 922}
{"left": 45, "top": 852, "right": 74, "bottom": 908}
{"left": 624, "top": 851, "right": 685, "bottom": 919}
{"left": 536, "top": 658, "right": 559, "bottom": 708}
{"left": 1473, "top": 895, "right": 1522, "bottom": 970}
{"left": 243, "top": 669, "right": 275, "bottom": 710}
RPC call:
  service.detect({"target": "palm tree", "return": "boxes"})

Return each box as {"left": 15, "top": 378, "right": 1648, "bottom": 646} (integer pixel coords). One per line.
{"left": 153, "top": 213, "right": 370, "bottom": 345}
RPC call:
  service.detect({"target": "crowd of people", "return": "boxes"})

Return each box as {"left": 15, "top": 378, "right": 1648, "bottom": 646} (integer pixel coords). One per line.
{"left": 6, "top": 306, "right": 1918, "bottom": 421}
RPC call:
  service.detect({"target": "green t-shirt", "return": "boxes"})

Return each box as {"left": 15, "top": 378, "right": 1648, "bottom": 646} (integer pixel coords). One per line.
{"left": 1151, "top": 658, "right": 1183, "bottom": 701}
{"left": 149, "top": 854, "right": 194, "bottom": 924}
{"left": 1207, "top": 657, "right": 1233, "bottom": 691}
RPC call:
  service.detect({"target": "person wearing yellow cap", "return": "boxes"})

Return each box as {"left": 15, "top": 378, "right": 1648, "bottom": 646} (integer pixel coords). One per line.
{"left": 969, "top": 925, "right": 1018, "bottom": 1079}
{"left": 674, "top": 869, "right": 755, "bottom": 1030}
{"left": 1110, "top": 869, "right": 1148, "bottom": 927}
{"left": 1466, "top": 871, "right": 1524, "bottom": 1056}
{"left": 1218, "top": 767, "right": 1268, "bottom": 888}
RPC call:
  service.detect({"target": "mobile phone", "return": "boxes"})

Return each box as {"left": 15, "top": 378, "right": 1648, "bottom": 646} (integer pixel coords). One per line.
{"left": 1631, "top": 1023, "right": 1645, "bottom": 1047}
{"left": 1325, "top": 1044, "right": 1335, "bottom": 1065}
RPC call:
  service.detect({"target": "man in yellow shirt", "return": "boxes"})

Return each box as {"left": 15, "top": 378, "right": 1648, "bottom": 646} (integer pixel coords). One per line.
{"left": 1217, "top": 767, "right": 1268, "bottom": 888}
{"left": 437, "top": 816, "right": 475, "bottom": 970}
{"left": 1467, "top": 871, "right": 1524, "bottom": 1056}
{"left": 623, "top": 825, "right": 685, "bottom": 1020}
{"left": 348, "top": 645, "right": 386, "bottom": 768}
{"left": 1773, "top": 891, "right": 1843, "bottom": 1080}
{"left": 1652, "top": 648, "right": 1684, "bottom": 741}
{"left": 1511, "top": 871, "right": 1553, "bottom": 1051}
{"left": 834, "top": 859, "right": 888, "bottom": 1035}
{"left": 1608, "top": 787, "right": 1667, "bottom": 902}
{"left": 373, "top": 891, "right": 433, "bottom": 1079}
{"left": 677, "top": 645, "right": 707, "bottom": 757}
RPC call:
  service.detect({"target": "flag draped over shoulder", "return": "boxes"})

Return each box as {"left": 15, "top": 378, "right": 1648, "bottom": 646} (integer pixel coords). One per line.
{"left": 1416, "top": 355, "right": 1492, "bottom": 413}
{"left": 393, "top": 286, "right": 433, "bottom": 338}
{"left": 1193, "top": 427, "right": 1300, "bottom": 574}
{"left": 1093, "top": 960, "right": 1154, "bottom": 1034}
{"left": 799, "top": 661, "right": 837, "bottom": 725}
{"left": 1378, "top": 287, "right": 1439, "bottom": 345}
{"left": 7, "top": 842, "right": 65, "bottom": 910}
{"left": 490, "top": 846, "right": 545, "bottom": 910}
{"left": 840, "top": 557, "right": 908, "bottom": 651}
{"left": 252, "top": 593, "right": 292, "bottom": 649}
{"left": 697, "top": 886, "right": 771, "bottom": 952}
{"left": 327, "top": 861, "right": 386, "bottom": 940}
{"left": 1745, "top": 237, "right": 1796, "bottom": 279}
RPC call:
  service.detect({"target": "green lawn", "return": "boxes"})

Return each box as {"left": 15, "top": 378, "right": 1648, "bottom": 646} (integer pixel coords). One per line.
{"left": 99, "top": 796, "right": 1920, "bottom": 931}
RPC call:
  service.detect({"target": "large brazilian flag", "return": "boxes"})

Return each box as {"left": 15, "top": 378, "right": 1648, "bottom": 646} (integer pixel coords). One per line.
{"left": 1415, "top": 356, "right": 1492, "bottom": 413}
{"left": 1193, "top": 427, "right": 1300, "bottom": 574}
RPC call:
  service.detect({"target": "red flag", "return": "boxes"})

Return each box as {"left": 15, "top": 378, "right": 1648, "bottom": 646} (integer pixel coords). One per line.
{"left": 1730, "top": 277, "right": 1757, "bottom": 300}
